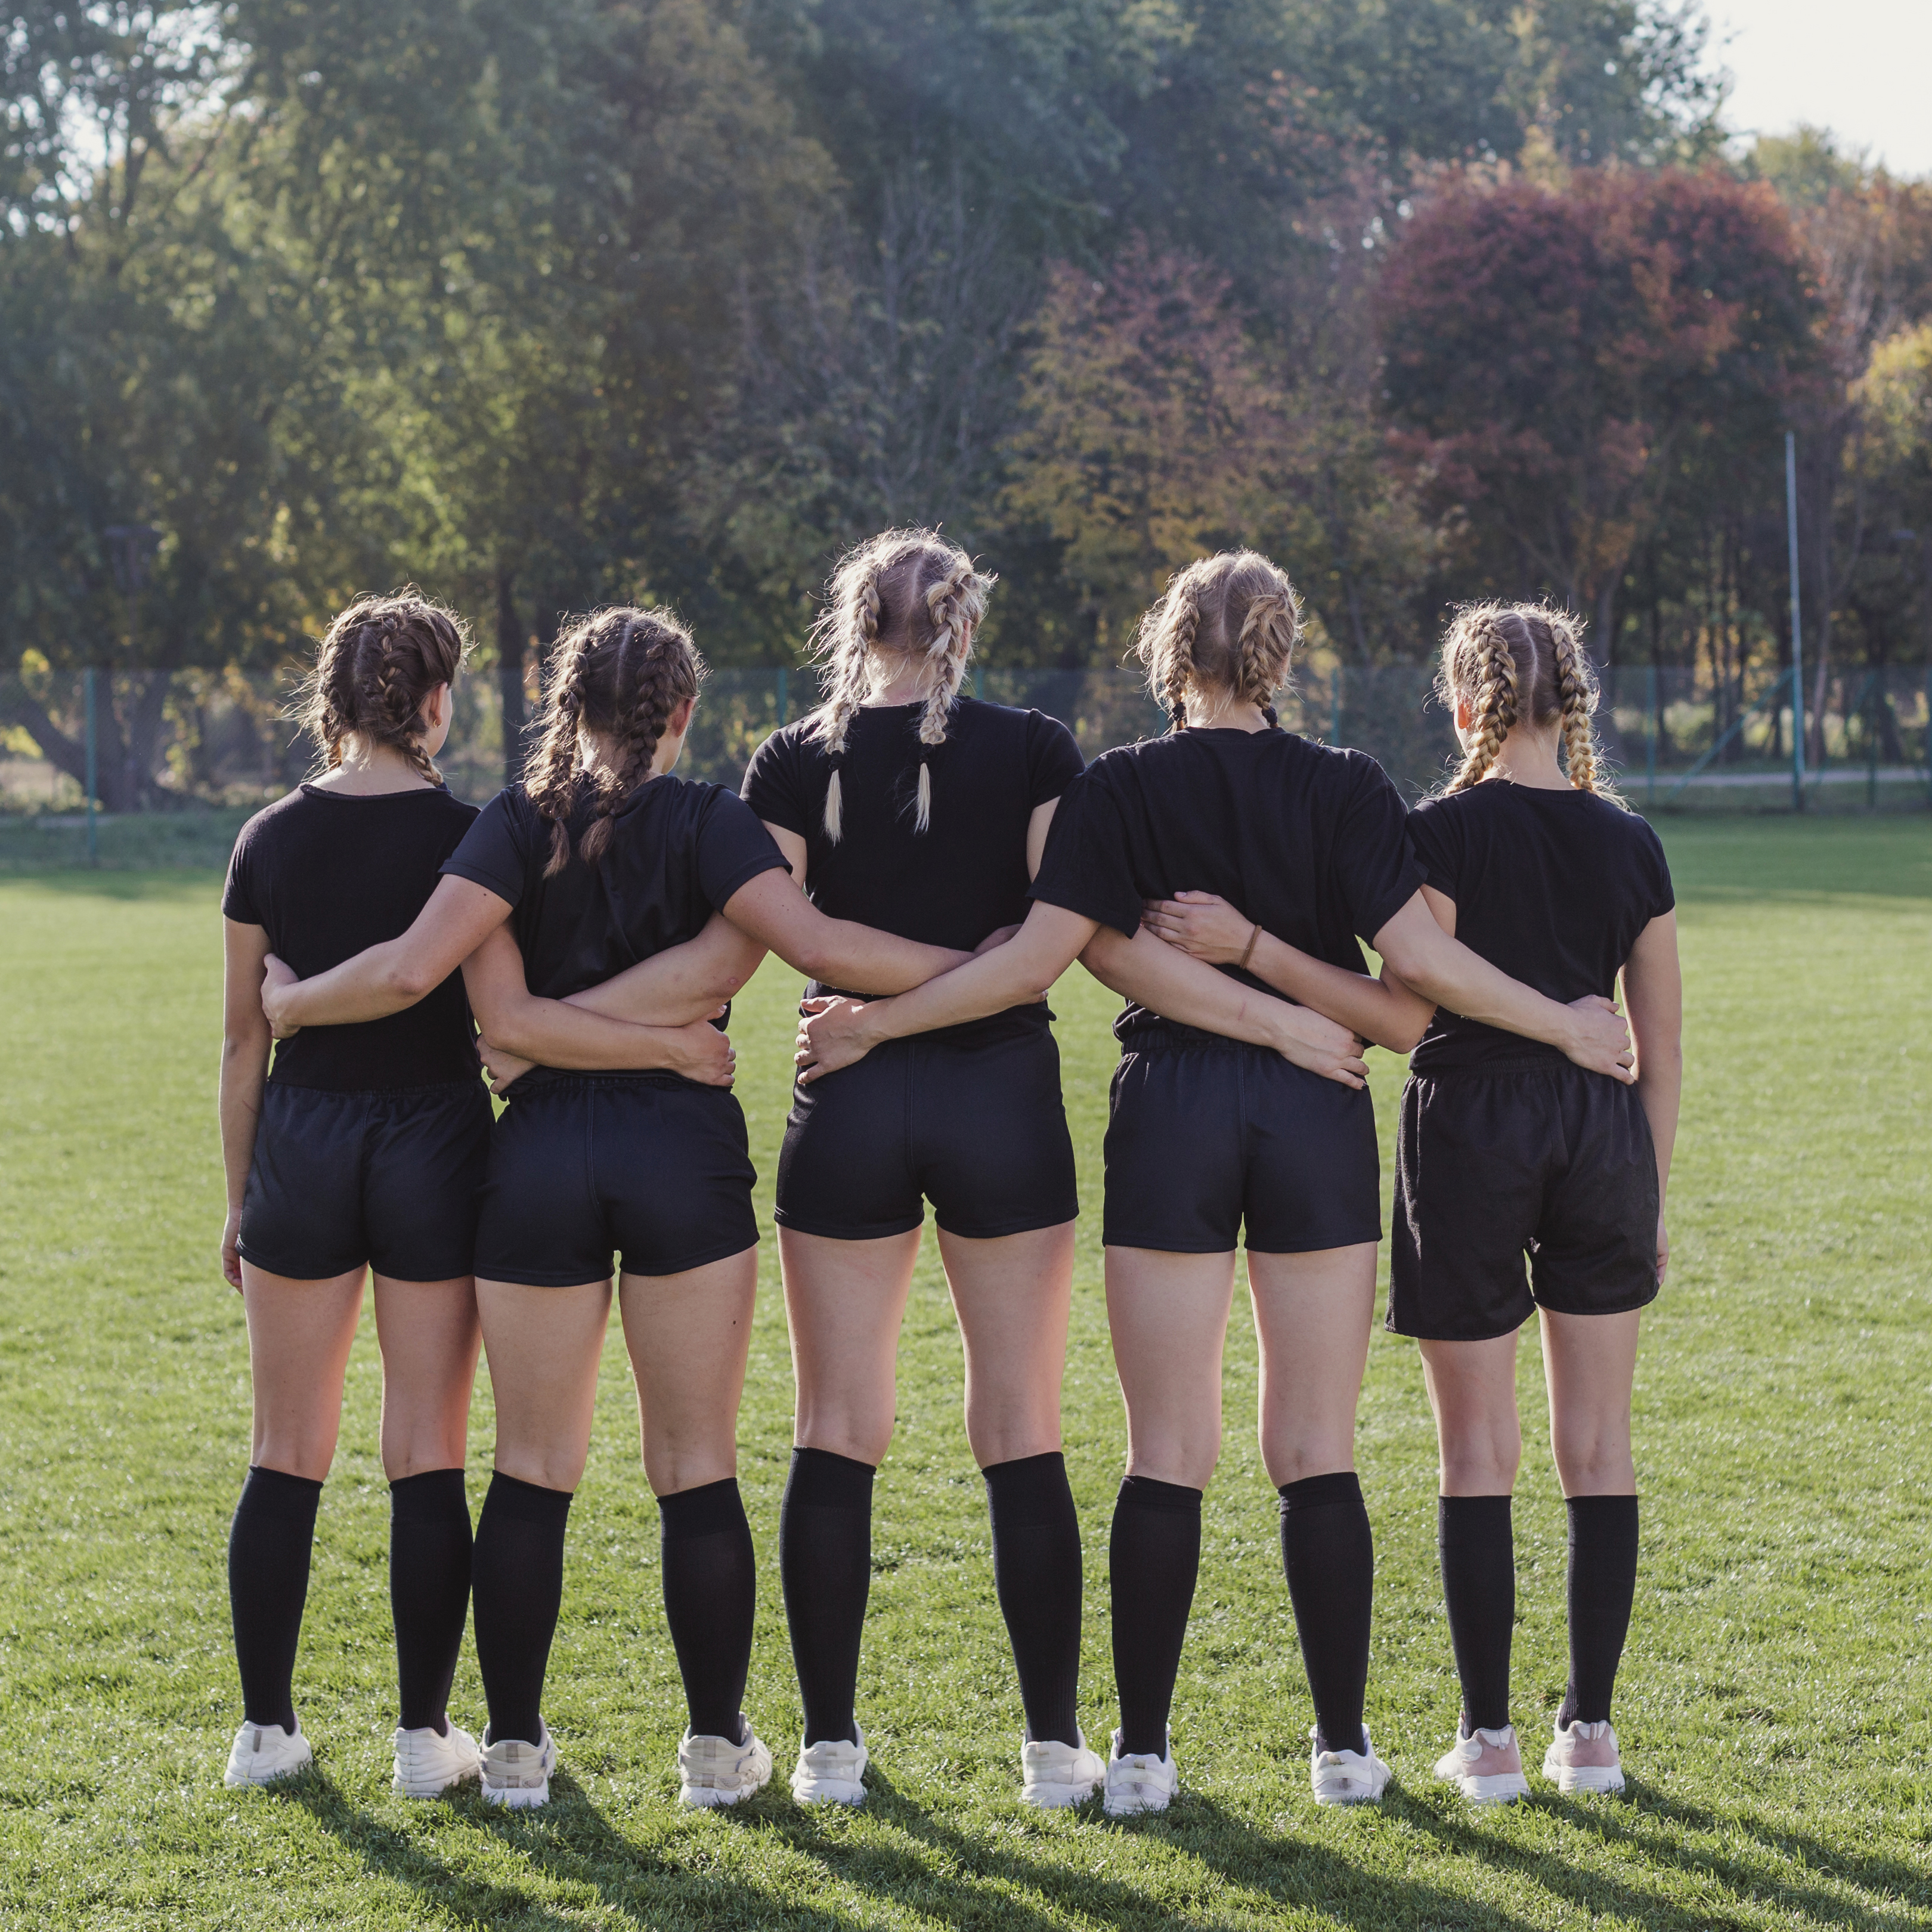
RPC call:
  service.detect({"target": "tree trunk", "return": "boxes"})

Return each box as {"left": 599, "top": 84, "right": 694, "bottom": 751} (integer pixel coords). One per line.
{"left": 497, "top": 571, "right": 525, "bottom": 787}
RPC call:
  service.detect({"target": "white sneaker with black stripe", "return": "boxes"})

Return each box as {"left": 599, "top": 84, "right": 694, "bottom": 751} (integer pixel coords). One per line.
{"left": 392, "top": 1722, "right": 483, "bottom": 1798}
{"left": 1543, "top": 1717, "right": 1626, "bottom": 1795}
{"left": 224, "top": 1720, "right": 313, "bottom": 1788}
{"left": 481, "top": 1723, "right": 557, "bottom": 1808}
{"left": 1309, "top": 1724, "right": 1392, "bottom": 1805}
{"left": 1020, "top": 1732, "right": 1106, "bottom": 1809}
{"left": 1433, "top": 1723, "right": 1529, "bottom": 1804}
{"left": 679, "top": 1717, "right": 774, "bottom": 1809}
{"left": 1103, "top": 1730, "right": 1178, "bottom": 1817}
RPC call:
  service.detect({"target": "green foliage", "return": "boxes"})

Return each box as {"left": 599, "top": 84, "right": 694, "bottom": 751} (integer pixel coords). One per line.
{"left": 2, "top": 817, "right": 1930, "bottom": 1925}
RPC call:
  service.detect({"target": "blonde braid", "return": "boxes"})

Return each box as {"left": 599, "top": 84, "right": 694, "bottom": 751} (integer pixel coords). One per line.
{"left": 1163, "top": 584, "right": 1202, "bottom": 729}
{"left": 1548, "top": 615, "right": 1602, "bottom": 794}
{"left": 1234, "top": 589, "right": 1299, "bottom": 723}
{"left": 911, "top": 554, "right": 980, "bottom": 834}
{"left": 810, "top": 563, "right": 881, "bottom": 844}
{"left": 1445, "top": 612, "right": 1522, "bottom": 793}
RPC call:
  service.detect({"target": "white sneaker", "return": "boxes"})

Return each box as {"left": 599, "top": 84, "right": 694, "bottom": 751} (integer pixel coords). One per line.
{"left": 680, "top": 1717, "right": 774, "bottom": 1809}
{"left": 1103, "top": 1730, "right": 1178, "bottom": 1817}
{"left": 223, "top": 1719, "right": 313, "bottom": 1788}
{"left": 1432, "top": 1724, "right": 1529, "bottom": 1804}
{"left": 790, "top": 1723, "right": 868, "bottom": 1806}
{"left": 1309, "top": 1724, "right": 1392, "bottom": 1806}
{"left": 481, "top": 1724, "right": 557, "bottom": 1808}
{"left": 1543, "top": 1717, "right": 1626, "bottom": 1795}
{"left": 392, "top": 1722, "right": 483, "bottom": 1798}
{"left": 1020, "top": 1732, "right": 1106, "bottom": 1809}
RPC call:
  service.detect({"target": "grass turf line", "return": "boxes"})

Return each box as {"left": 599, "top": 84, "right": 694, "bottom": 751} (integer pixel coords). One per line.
{"left": 0, "top": 816, "right": 1926, "bottom": 1930}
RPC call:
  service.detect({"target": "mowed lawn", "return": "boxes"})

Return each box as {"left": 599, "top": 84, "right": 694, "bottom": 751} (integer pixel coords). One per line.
{"left": 1, "top": 815, "right": 1927, "bottom": 1931}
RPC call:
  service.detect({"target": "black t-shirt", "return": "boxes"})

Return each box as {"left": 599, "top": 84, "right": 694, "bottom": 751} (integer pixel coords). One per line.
{"left": 440, "top": 775, "right": 788, "bottom": 1076}
{"left": 1030, "top": 727, "right": 1425, "bottom": 1041}
{"left": 1405, "top": 781, "right": 1675, "bottom": 1072}
{"left": 222, "top": 784, "right": 482, "bottom": 1091}
{"left": 741, "top": 698, "right": 1084, "bottom": 1030}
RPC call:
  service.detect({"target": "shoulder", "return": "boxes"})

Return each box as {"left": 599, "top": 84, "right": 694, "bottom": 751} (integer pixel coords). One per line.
{"left": 234, "top": 786, "right": 309, "bottom": 843}
{"left": 431, "top": 787, "right": 482, "bottom": 827}
{"left": 748, "top": 716, "right": 824, "bottom": 769}
{"left": 1017, "top": 704, "right": 1082, "bottom": 757}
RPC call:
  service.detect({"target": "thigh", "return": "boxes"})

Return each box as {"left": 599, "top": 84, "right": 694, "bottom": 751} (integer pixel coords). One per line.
{"left": 1102, "top": 1048, "right": 1246, "bottom": 1253}
{"left": 241, "top": 1263, "right": 367, "bottom": 1480}
{"left": 1242, "top": 1060, "right": 1382, "bottom": 1255}
{"left": 364, "top": 1082, "right": 493, "bottom": 1285}
{"left": 1105, "top": 1246, "right": 1240, "bottom": 1489}
{"left": 779, "top": 1226, "right": 921, "bottom": 1466}
{"left": 1388, "top": 1073, "right": 1544, "bottom": 1341}
{"left": 775, "top": 1042, "right": 923, "bottom": 1241}
{"left": 919, "top": 1029, "right": 1079, "bottom": 1240}
{"left": 1538, "top": 1306, "right": 1640, "bottom": 1496}
{"left": 239, "top": 1086, "right": 367, "bottom": 1281}
{"left": 1417, "top": 1333, "right": 1523, "bottom": 1496}
{"left": 1247, "top": 1243, "right": 1378, "bottom": 1487}
{"left": 371, "top": 1274, "right": 482, "bottom": 1479}
{"left": 476, "top": 1277, "right": 612, "bottom": 1491}
{"left": 937, "top": 1220, "right": 1076, "bottom": 1467}
{"left": 619, "top": 1247, "right": 760, "bottom": 1496}
{"left": 603, "top": 1083, "right": 760, "bottom": 1278}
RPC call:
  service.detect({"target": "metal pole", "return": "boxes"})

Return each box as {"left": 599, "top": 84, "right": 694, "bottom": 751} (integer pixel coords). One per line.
{"left": 1786, "top": 431, "right": 1805, "bottom": 810}
{"left": 1646, "top": 661, "right": 1657, "bottom": 809}
{"left": 776, "top": 665, "right": 788, "bottom": 729}
{"left": 83, "top": 667, "right": 99, "bottom": 865}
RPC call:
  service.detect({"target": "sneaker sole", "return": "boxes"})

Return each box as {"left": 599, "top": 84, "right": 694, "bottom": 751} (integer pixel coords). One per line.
{"left": 682, "top": 1772, "right": 771, "bottom": 1809}
{"left": 224, "top": 1761, "right": 310, "bottom": 1789}
{"left": 1544, "top": 1758, "right": 1625, "bottom": 1795}
{"left": 1103, "top": 1789, "right": 1174, "bottom": 1818}
{"left": 1023, "top": 1778, "right": 1103, "bottom": 1809}
{"left": 1448, "top": 1772, "right": 1529, "bottom": 1804}
{"left": 394, "top": 1763, "right": 481, "bottom": 1799}
{"left": 791, "top": 1779, "right": 866, "bottom": 1806}
{"left": 483, "top": 1782, "right": 550, "bottom": 1809}
{"left": 1312, "top": 1772, "right": 1392, "bottom": 1807}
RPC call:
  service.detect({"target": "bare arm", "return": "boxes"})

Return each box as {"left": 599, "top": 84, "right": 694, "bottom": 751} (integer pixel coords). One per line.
{"left": 261, "top": 874, "right": 513, "bottom": 1033}
{"left": 1620, "top": 911, "right": 1683, "bottom": 1280}
{"left": 554, "top": 911, "right": 767, "bottom": 1029}
{"left": 1370, "top": 891, "right": 1635, "bottom": 1080}
{"left": 460, "top": 925, "right": 736, "bottom": 1086}
{"left": 219, "top": 919, "right": 274, "bottom": 1291}
{"left": 719, "top": 865, "right": 972, "bottom": 993}
{"left": 1140, "top": 890, "right": 1435, "bottom": 1052}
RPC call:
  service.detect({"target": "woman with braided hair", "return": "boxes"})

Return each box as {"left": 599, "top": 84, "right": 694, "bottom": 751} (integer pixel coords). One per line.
{"left": 218, "top": 592, "right": 494, "bottom": 1798}
{"left": 800, "top": 553, "right": 1639, "bottom": 1815}
{"left": 1145, "top": 599, "right": 1679, "bottom": 1804}
{"left": 261, "top": 603, "right": 984, "bottom": 1809}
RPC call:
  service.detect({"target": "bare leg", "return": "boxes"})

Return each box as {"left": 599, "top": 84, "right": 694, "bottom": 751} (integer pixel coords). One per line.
{"left": 371, "top": 1275, "right": 481, "bottom": 1479}
{"left": 242, "top": 1264, "right": 366, "bottom": 1480}
{"left": 1105, "top": 1247, "right": 1239, "bottom": 1488}
{"left": 476, "top": 1278, "right": 611, "bottom": 1489}
{"left": 781, "top": 1226, "right": 921, "bottom": 1462}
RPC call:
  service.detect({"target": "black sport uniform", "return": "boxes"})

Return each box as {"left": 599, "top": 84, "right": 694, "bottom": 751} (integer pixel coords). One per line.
{"left": 1031, "top": 727, "right": 1424, "bottom": 1254}
{"left": 1389, "top": 782, "right": 1674, "bottom": 1340}
{"left": 741, "top": 698, "right": 1083, "bottom": 1241}
{"left": 441, "top": 776, "right": 790, "bottom": 1286}
{"left": 222, "top": 785, "right": 491, "bottom": 1281}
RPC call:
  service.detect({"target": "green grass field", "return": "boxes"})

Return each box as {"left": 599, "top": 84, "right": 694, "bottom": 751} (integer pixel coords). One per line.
{"left": 1, "top": 816, "right": 1928, "bottom": 1930}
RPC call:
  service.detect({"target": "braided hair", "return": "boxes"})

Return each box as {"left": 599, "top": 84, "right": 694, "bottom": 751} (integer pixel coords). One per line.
{"left": 807, "top": 528, "right": 993, "bottom": 841}
{"left": 523, "top": 606, "right": 705, "bottom": 877}
{"left": 1134, "top": 551, "right": 1301, "bottom": 730}
{"left": 1436, "top": 600, "right": 1618, "bottom": 800}
{"left": 296, "top": 590, "right": 469, "bottom": 785}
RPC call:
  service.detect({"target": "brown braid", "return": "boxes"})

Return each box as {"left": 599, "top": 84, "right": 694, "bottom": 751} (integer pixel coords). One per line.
{"left": 808, "top": 528, "right": 994, "bottom": 841}
{"left": 1546, "top": 611, "right": 1605, "bottom": 795}
{"left": 524, "top": 606, "right": 705, "bottom": 877}
{"left": 1134, "top": 551, "right": 1301, "bottom": 728}
{"left": 296, "top": 590, "right": 469, "bottom": 784}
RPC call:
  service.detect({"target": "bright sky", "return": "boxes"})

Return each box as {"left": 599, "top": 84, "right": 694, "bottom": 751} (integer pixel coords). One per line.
{"left": 1711, "top": 0, "right": 1932, "bottom": 178}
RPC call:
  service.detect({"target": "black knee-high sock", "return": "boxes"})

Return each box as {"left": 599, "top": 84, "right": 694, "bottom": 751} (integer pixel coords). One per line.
{"left": 1279, "top": 1470, "right": 1374, "bottom": 1758}
{"left": 471, "top": 1471, "right": 572, "bottom": 1746}
{"left": 1109, "top": 1475, "right": 1200, "bottom": 1758}
{"left": 660, "top": 1478, "right": 757, "bottom": 1742}
{"left": 1561, "top": 1494, "right": 1639, "bottom": 1726}
{"left": 389, "top": 1467, "right": 472, "bottom": 1735}
{"left": 779, "top": 1448, "right": 874, "bottom": 1747}
{"left": 228, "top": 1465, "right": 323, "bottom": 1733}
{"left": 984, "top": 1452, "right": 1083, "bottom": 1747}
{"left": 1438, "top": 1494, "right": 1514, "bottom": 1734}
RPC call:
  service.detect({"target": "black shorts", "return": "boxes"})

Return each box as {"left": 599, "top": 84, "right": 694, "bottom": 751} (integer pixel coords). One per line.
{"left": 473, "top": 1073, "right": 758, "bottom": 1286}
{"left": 1101, "top": 1026, "right": 1381, "bottom": 1255}
{"left": 775, "top": 1015, "right": 1078, "bottom": 1241}
{"left": 239, "top": 1078, "right": 492, "bottom": 1283}
{"left": 1389, "top": 1057, "right": 1661, "bottom": 1341}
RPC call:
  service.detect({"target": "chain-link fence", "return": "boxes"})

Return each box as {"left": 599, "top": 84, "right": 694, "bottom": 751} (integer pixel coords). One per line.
{"left": 4, "top": 660, "right": 1928, "bottom": 824}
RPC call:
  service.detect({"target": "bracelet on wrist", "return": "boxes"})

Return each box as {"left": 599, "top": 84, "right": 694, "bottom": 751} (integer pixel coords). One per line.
{"left": 1238, "top": 921, "right": 1261, "bottom": 973}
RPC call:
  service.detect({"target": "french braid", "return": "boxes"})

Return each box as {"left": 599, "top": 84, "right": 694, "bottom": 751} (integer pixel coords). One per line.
{"left": 1442, "top": 607, "right": 1524, "bottom": 792}
{"left": 297, "top": 590, "right": 469, "bottom": 784}
{"left": 1547, "top": 612, "right": 1604, "bottom": 794}
{"left": 526, "top": 606, "right": 705, "bottom": 876}
{"left": 809, "top": 528, "right": 993, "bottom": 841}
{"left": 1134, "top": 551, "right": 1301, "bottom": 729}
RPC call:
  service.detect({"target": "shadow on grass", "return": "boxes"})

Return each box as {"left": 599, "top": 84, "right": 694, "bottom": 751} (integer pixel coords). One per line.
{"left": 1392, "top": 1778, "right": 1921, "bottom": 1932}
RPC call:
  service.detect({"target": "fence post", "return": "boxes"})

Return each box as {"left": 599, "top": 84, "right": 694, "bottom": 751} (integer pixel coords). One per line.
{"left": 83, "top": 667, "right": 99, "bottom": 866}
{"left": 1865, "top": 672, "right": 1879, "bottom": 811}
{"left": 1646, "top": 662, "right": 1657, "bottom": 810}
{"left": 1787, "top": 432, "right": 1805, "bottom": 810}
{"left": 776, "top": 665, "right": 788, "bottom": 729}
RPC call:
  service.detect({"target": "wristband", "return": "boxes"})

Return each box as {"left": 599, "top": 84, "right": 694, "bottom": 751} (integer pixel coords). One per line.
{"left": 1238, "top": 921, "right": 1261, "bottom": 973}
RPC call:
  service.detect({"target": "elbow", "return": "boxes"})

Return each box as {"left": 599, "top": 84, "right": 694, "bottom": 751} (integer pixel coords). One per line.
{"left": 1374, "top": 933, "right": 1426, "bottom": 988}
{"left": 386, "top": 959, "right": 439, "bottom": 1002}
{"left": 1385, "top": 1017, "right": 1430, "bottom": 1055}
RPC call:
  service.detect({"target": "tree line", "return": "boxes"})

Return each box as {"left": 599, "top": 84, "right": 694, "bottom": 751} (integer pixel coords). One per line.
{"left": 4, "top": 1, "right": 1929, "bottom": 785}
